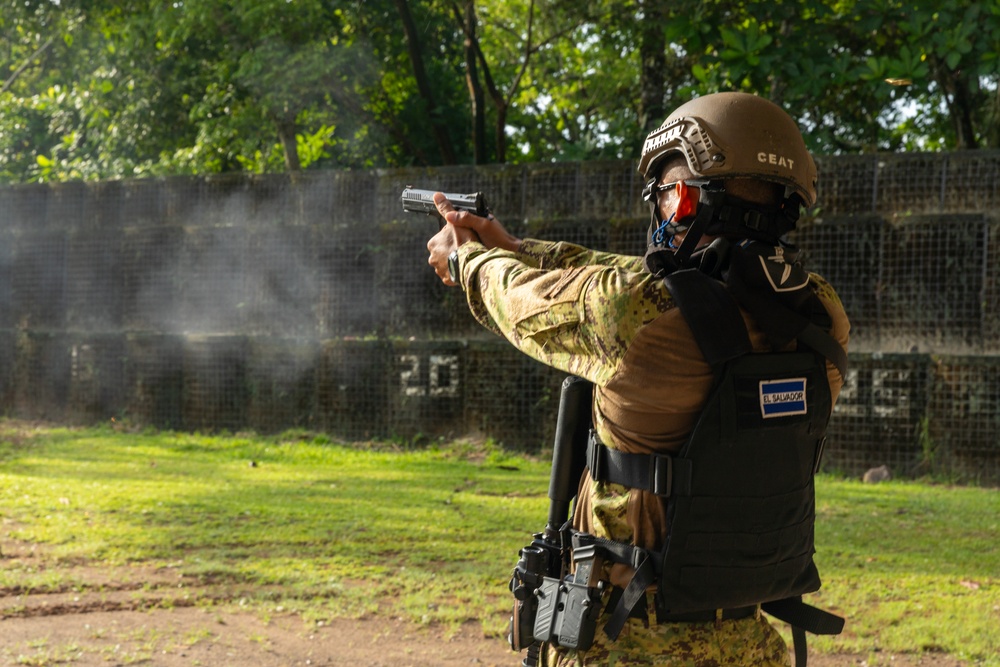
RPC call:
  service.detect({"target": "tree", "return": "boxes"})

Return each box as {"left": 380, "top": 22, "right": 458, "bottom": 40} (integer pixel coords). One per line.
{"left": 392, "top": 0, "right": 460, "bottom": 164}
{"left": 877, "top": 1, "right": 1000, "bottom": 150}
{"left": 686, "top": 0, "right": 1000, "bottom": 152}
{"left": 450, "top": 0, "right": 563, "bottom": 164}
{"left": 0, "top": 0, "right": 457, "bottom": 180}
{"left": 2, "top": 0, "right": 998, "bottom": 184}
{"left": 149, "top": 0, "right": 381, "bottom": 173}
{"left": 0, "top": 5, "right": 112, "bottom": 181}
{"left": 475, "top": 0, "right": 646, "bottom": 162}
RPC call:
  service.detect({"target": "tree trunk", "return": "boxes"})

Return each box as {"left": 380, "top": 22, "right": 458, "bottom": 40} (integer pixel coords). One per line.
{"left": 453, "top": 0, "right": 537, "bottom": 164}
{"left": 277, "top": 117, "right": 301, "bottom": 172}
{"left": 987, "top": 86, "right": 1000, "bottom": 148}
{"left": 462, "top": 1, "right": 488, "bottom": 163}
{"left": 936, "top": 67, "right": 979, "bottom": 149}
{"left": 637, "top": 0, "right": 668, "bottom": 135}
{"left": 494, "top": 103, "right": 508, "bottom": 165}
{"left": 950, "top": 76, "right": 979, "bottom": 149}
{"left": 393, "top": 0, "right": 458, "bottom": 164}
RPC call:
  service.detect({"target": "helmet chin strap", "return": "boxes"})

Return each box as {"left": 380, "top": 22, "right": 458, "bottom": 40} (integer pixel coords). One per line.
{"left": 644, "top": 182, "right": 726, "bottom": 276}
{"left": 643, "top": 182, "right": 801, "bottom": 277}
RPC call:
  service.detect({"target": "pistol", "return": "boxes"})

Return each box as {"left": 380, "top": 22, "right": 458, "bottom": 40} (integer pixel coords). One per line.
{"left": 401, "top": 187, "right": 491, "bottom": 221}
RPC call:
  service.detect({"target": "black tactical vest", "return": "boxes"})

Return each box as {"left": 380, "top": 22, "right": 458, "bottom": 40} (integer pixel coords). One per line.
{"left": 584, "top": 265, "right": 845, "bottom": 665}
{"left": 655, "top": 347, "right": 830, "bottom": 614}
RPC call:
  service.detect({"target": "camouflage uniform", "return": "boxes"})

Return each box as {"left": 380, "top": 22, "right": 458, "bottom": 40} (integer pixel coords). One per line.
{"left": 453, "top": 237, "right": 850, "bottom": 666}
{"left": 541, "top": 612, "right": 791, "bottom": 667}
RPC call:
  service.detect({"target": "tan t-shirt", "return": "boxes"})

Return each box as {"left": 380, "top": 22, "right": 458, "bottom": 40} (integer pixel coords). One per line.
{"left": 456, "top": 238, "right": 851, "bottom": 583}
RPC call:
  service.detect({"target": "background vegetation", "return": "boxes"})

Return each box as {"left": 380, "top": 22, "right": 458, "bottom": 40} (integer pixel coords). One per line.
{"left": 2, "top": 0, "right": 999, "bottom": 183}
{"left": 1, "top": 422, "right": 997, "bottom": 665}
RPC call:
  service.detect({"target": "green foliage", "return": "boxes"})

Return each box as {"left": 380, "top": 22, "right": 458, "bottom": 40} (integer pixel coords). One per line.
{"left": 689, "top": 0, "right": 1000, "bottom": 152}
{"left": 0, "top": 422, "right": 998, "bottom": 663}
{"left": 1, "top": 0, "right": 999, "bottom": 183}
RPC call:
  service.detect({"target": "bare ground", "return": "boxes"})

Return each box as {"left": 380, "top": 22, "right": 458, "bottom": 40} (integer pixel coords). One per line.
{"left": 1, "top": 535, "right": 969, "bottom": 667}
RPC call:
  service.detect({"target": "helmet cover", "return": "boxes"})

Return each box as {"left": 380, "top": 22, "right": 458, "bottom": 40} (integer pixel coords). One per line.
{"left": 638, "top": 92, "right": 817, "bottom": 207}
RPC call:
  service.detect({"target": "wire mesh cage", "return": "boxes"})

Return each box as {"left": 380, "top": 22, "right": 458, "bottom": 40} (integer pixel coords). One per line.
{"left": 1, "top": 153, "right": 999, "bottom": 482}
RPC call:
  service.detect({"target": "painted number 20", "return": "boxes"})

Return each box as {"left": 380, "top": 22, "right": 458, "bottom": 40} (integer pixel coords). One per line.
{"left": 399, "top": 355, "right": 459, "bottom": 397}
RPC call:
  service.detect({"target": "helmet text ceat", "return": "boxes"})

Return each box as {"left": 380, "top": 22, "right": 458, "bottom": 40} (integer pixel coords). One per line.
{"left": 637, "top": 92, "right": 817, "bottom": 208}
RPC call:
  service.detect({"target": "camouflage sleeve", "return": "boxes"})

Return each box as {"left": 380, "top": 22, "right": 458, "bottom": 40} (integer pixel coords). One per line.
{"left": 517, "top": 238, "right": 644, "bottom": 272}
{"left": 455, "top": 240, "right": 659, "bottom": 386}
{"left": 808, "top": 272, "right": 852, "bottom": 406}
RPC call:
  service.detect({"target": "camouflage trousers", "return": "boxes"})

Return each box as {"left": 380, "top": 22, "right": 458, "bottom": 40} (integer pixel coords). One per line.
{"left": 539, "top": 608, "right": 791, "bottom": 667}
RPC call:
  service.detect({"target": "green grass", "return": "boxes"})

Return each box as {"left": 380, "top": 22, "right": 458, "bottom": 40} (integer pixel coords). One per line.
{"left": 1, "top": 421, "right": 997, "bottom": 665}
{"left": 811, "top": 480, "right": 1000, "bottom": 662}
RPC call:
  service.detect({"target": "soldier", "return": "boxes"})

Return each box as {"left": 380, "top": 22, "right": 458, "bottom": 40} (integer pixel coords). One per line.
{"left": 427, "top": 92, "right": 850, "bottom": 667}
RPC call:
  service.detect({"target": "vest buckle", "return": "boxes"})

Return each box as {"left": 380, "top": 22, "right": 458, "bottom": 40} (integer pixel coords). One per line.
{"left": 650, "top": 453, "right": 673, "bottom": 496}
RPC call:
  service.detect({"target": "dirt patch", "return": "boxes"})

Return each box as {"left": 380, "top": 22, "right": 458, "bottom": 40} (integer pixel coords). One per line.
{"left": 1, "top": 528, "right": 511, "bottom": 666}
{"left": 1, "top": 536, "right": 968, "bottom": 667}
{"left": 1, "top": 609, "right": 513, "bottom": 666}
{"left": 0, "top": 609, "right": 971, "bottom": 667}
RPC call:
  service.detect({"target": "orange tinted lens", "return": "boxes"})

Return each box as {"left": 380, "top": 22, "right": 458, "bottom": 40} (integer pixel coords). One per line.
{"left": 675, "top": 181, "right": 697, "bottom": 220}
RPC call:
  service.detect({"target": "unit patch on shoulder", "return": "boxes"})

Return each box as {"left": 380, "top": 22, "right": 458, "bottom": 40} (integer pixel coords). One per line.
{"left": 759, "top": 378, "right": 807, "bottom": 418}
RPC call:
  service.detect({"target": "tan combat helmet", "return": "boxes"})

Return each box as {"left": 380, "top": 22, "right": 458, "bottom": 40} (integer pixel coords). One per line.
{"left": 637, "top": 92, "right": 817, "bottom": 208}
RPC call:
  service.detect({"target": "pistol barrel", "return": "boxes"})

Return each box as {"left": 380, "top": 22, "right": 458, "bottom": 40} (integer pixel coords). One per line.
{"left": 401, "top": 188, "right": 489, "bottom": 217}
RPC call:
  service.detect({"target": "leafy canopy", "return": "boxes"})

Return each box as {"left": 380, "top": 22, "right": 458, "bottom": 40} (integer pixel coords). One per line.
{"left": 1, "top": 0, "right": 998, "bottom": 183}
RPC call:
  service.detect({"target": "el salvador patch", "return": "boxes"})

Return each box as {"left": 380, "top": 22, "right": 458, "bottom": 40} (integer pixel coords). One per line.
{"left": 759, "top": 378, "right": 808, "bottom": 418}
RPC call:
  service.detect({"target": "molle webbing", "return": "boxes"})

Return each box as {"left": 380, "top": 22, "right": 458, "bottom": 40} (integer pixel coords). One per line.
{"left": 584, "top": 267, "right": 845, "bottom": 665}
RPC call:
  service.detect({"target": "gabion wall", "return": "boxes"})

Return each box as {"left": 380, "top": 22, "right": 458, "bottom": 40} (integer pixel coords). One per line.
{"left": 0, "top": 152, "right": 998, "bottom": 483}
